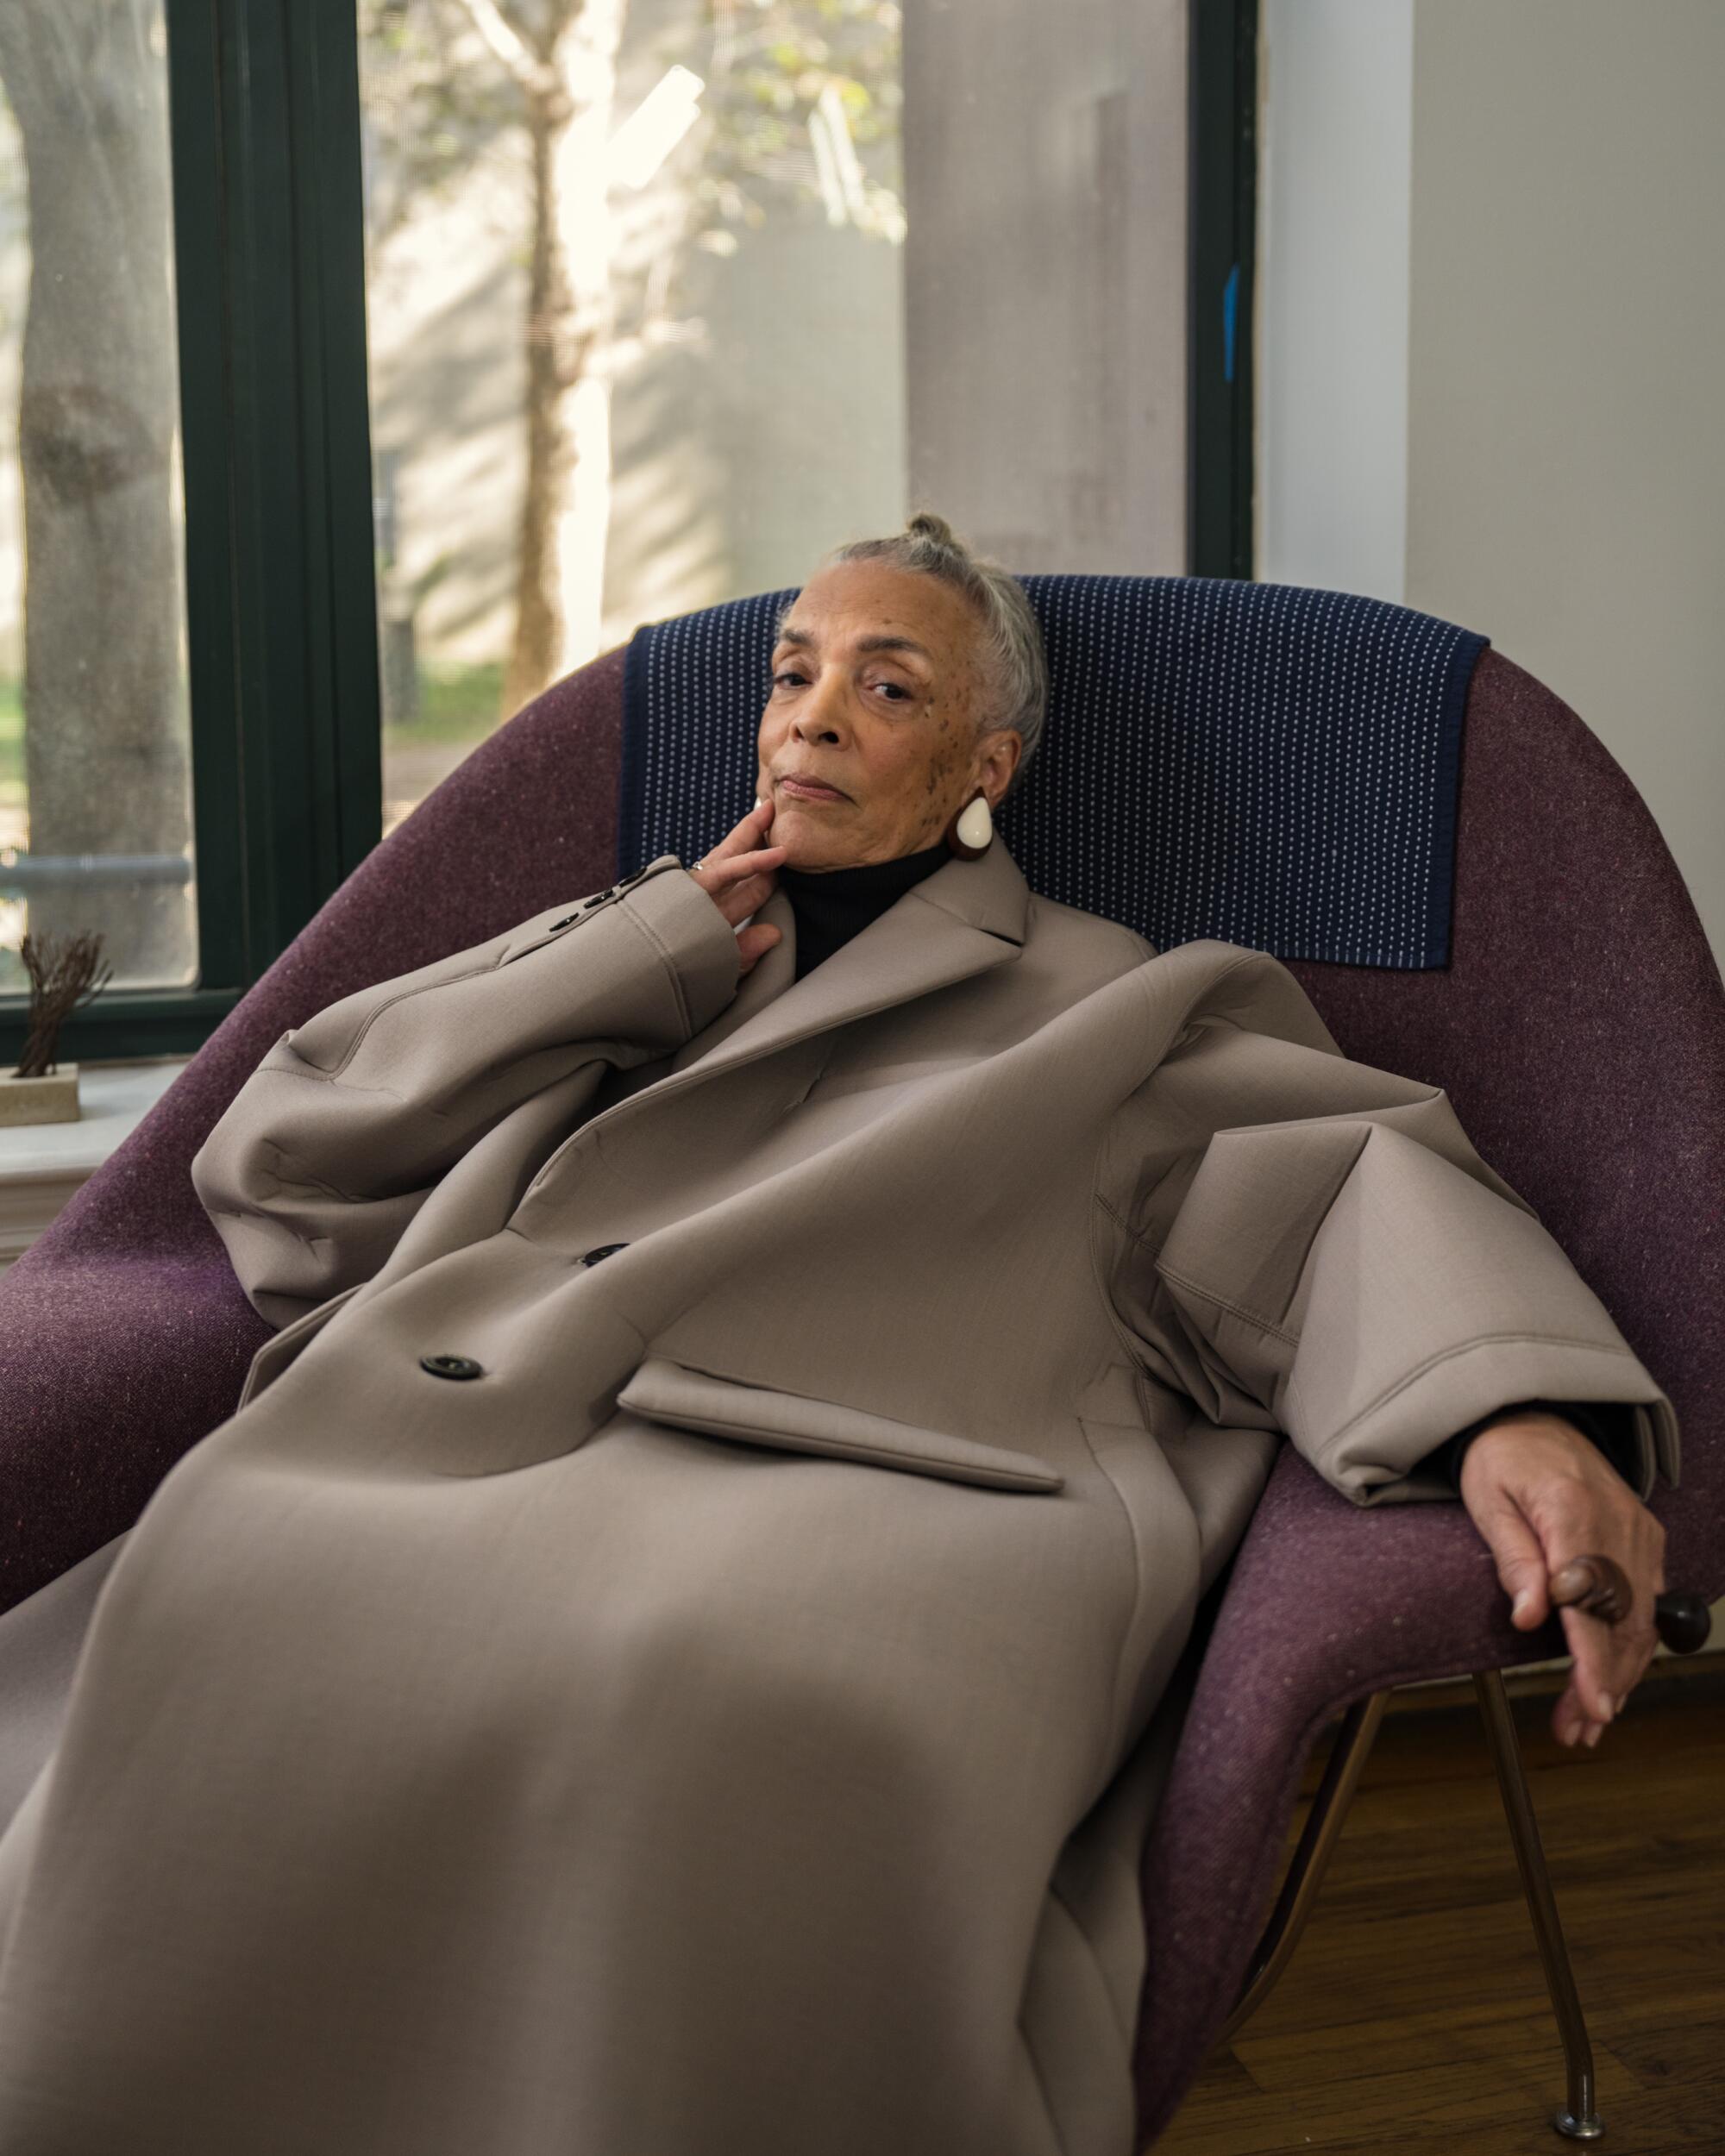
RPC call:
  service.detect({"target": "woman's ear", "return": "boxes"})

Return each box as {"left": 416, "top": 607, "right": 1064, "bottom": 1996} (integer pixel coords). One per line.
{"left": 977, "top": 729, "right": 1022, "bottom": 807}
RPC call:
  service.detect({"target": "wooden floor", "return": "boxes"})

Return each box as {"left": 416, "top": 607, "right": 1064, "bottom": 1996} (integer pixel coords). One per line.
{"left": 1156, "top": 1658, "right": 1725, "bottom": 2154}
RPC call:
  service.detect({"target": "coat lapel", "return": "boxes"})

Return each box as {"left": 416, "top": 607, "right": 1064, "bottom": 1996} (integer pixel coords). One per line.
{"left": 663, "top": 840, "right": 1031, "bottom": 1093}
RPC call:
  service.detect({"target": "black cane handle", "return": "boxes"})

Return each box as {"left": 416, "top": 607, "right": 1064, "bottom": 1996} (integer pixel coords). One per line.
{"left": 1653, "top": 1593, "right": 1714, "bottom": 1655}
{"left": 1548, "top": 1554, "right": 1713, "bottom": 1655}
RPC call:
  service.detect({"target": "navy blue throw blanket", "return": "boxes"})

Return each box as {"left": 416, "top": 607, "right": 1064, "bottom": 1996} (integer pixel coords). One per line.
{"left": 619, "top": 574, "right": 1489, "bottom": 969}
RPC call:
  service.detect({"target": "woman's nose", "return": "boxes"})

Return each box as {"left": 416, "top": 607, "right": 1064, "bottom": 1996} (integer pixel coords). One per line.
{"left": 791, "top": 680, "right": 847, "bottom": 743}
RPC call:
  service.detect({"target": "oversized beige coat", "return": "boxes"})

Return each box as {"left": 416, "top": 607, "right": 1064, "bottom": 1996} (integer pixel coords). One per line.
{"left": 0, "top": 841, "right": 1679, "bottom": 2156}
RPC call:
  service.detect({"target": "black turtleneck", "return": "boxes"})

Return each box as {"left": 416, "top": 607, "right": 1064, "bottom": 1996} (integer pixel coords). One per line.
{"left": 776, "top": 841, "right": 950, "bottom": 981}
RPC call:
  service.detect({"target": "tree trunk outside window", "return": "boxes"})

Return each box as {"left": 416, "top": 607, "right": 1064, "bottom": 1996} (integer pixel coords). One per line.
{"left": 464, "top": 0, "right": 626, "bottom": 724}
{"left": 0, "top": 0, "right": 191, "bottom": 990}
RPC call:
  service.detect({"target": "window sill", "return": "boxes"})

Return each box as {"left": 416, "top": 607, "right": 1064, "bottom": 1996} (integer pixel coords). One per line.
{"left": 0, "top": 1058, "right": 191, "bottom": 1269}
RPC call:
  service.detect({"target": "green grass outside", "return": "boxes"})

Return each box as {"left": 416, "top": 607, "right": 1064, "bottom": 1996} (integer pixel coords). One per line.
{"left": 381, "top": 658, "right": 506, "bottom": 752}
{"left": 0, "top": 677, "right": 21, "bottom": 818}
{"left": 0, "top": 659, "right": 508, "bottom": 811}
{"left": 0, "top": 678, "right": 22, "bottom": 988}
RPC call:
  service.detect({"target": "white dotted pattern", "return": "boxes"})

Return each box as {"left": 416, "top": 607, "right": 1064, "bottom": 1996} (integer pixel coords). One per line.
{"left": 619, "top": 576, "right": 1485, "bottom": 969}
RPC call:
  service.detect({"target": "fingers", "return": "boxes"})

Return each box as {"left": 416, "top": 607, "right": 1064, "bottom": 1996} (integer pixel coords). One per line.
{"left": 1467, "top": 1487, "right": 1552, "bottom": 1631}
{"left": 1551, "top": 1678, "right": 1608, "bottom": 1751}
{"left": 1552, "top": 1548, "right": 1656, "bottom": 1745}
{"left": 685, "top": 803, "right": 787, "bottom": 968}
{"left": 736, "top": 921, "right": 782, "bottom": 975}
{"left": 697, "top": 849, "right": 785, "bottom": 918}
{"left": 1461, "top": 1421, "right": 1665, "bottom": 1752}
{"left": 691, "top": 852, "right": 787, "bottom": 941}
{"left": 701, "top": 799, "right": 777, "bottom": 867}
{"left": 1559, "top": 1592, "right": 1657, "bottom": 1726}
{"left": 690, "top": 804, "right": 786, "bottom": 931}
{"left": 695, "top": 838, "right": 783, "bottom": 888}
{"left": 1552, "top": 1557, "right": 1642, "bottom": 1727}
{"left": 1571, "top": 1505, "right": 1665, "bottom": 1733}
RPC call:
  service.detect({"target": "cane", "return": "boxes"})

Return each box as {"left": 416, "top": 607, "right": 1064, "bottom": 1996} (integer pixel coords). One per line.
{"left": 1548, "top": 1557, "right": 1712, "bottom": 1654}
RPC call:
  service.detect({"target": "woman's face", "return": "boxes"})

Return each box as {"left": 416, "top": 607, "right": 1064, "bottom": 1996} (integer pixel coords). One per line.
{"left": 755, "top": 561, "right": 1021, "bottom": 871}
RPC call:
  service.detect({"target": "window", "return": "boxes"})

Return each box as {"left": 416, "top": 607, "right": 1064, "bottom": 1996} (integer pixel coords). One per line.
{"left": 0, "top": 4, "right": 197, "bottom": 998}
{"left": 0, "top": 0, "right": 1247, "bottom": 1065}
{"left": 358, "top": 0, "right": 908, "bottom": 830}
{"left": 357, "top": 0, "right": 1215, "bottom": 826}
{"left": 0, "top": 0, "right": 382, "bottom": 1068}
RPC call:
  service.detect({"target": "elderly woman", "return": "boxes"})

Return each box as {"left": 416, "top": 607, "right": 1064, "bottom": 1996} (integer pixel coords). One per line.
{"left": 0, "top": 517, "right": 1675, "bottom": 2156}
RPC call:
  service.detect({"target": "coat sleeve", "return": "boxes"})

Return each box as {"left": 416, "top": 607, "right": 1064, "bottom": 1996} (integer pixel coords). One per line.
{"left": 191, "top": 856, "right": 739, "bottom": 1329}
{"left": 1101, "top": 959, "right": 1682, "bottom": 1510}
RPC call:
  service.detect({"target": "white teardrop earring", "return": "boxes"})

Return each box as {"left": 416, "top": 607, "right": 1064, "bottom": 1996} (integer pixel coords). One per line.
{"left": 944, "top": 790, "right": 994, "bottom": 861}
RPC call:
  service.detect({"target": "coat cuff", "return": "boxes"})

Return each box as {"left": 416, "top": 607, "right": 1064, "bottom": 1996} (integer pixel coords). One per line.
{"left": 616, "top": 858, "right": 742, "bottom": 1041}
{"left": 1303, "top": 1336, "right": 1679, "bottom": 1508}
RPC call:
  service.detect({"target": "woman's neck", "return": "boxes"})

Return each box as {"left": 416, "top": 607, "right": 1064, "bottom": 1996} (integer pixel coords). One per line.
{"left": 775, "top": 842, "right": 950, "bottom": 980}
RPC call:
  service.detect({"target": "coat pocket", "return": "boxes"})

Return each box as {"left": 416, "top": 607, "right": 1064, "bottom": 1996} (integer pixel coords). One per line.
{"left": 616, "top": 1357, "right": 1064, "bottom": 1494}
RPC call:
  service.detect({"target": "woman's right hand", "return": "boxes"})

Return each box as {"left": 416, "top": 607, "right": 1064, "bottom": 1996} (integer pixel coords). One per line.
{"left": 688, "top": 800, "right": 786, "bottom": 976}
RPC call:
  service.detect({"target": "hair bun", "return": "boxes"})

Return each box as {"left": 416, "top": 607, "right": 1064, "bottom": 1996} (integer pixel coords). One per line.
{"left": 906, "top": 511, "right": 958, "bottom": 548}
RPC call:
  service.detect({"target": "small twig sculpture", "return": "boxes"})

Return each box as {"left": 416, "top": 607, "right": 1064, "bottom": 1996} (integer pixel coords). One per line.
{"left": 10, "top": 929, "right": 112, "bottom": 1079}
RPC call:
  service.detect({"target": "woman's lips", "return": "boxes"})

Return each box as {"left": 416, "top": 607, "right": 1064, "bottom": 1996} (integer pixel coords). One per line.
{"left": 777, "top": 775, "right": 849, "bottom": 803}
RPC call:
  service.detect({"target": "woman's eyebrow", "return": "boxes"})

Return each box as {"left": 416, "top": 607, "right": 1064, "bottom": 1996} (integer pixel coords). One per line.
{"left": 853, "top": 634, "right": 933, "bottom": 664}
{"left": 771, "top": 627, "right": 934, "bottom": 668}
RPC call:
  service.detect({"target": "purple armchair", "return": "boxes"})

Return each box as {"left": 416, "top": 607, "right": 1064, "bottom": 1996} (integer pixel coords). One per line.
{"left": 0, "top": 632, "right": 1720, "bottom": 2150}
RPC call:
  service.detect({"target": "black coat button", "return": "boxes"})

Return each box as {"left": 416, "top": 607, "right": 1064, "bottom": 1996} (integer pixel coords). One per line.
{"left": 580, "top": 1243, "right": 630, "bottom": 1267}
{"left": 583, "top": 887, "right": 616, "bottom": 907}
{"left": 549, "top": 913, "right": 580, "bottom": 931}
{"left": 421, "top": 1353, "right": 484, "bottom": 1380}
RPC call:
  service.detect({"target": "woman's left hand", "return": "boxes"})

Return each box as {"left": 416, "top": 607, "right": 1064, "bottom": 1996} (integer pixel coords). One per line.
{"left": 1458, "top": 1411, "right": 1665, "bottom": 1750}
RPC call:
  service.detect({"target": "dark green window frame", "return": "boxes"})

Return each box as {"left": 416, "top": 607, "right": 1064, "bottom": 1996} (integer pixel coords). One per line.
{"left": 0, "top": 0, "right": 381, "bottom": 1068}
{"left": 1189, "top": 0, "right": 1258, "bottom": 580}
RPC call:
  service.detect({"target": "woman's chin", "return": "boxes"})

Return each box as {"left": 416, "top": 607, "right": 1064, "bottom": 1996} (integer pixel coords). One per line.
{"left": 773, "top": 812, "right": 859, "bottom": 873}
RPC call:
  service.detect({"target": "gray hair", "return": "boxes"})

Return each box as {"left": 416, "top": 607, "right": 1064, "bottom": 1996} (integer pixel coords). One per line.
{"left": 780, "top": 511, "right": 1048, "bottom": 799}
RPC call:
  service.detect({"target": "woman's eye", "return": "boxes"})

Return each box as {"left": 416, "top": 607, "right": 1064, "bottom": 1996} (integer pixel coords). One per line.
{"left": 872, "top": 680, "right": 911, "bottom": 701}
{"left": 772, "top": 669, "right": 806, "bottom": 689}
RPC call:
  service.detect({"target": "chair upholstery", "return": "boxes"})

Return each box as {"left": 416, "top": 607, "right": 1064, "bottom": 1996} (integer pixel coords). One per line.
{"left": 1132, "top": 647, "right": 1725, "bottom": 2141}
{"left": 0, "top": 613, "right": 1718, "bottom": 2148}
{"left": 624, "top": 575, "right": 1486, "bottom": 968}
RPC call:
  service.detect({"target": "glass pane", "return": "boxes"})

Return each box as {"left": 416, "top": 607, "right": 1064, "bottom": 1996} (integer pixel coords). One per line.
{"left": 357, "top": 1, "right": 906, "bottom": 836}
{"left": 0, "top": 1, "right": 196, "bottom": 999}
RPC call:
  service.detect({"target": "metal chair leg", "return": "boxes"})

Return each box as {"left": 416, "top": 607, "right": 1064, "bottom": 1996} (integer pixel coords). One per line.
{"left": 1472, "top": 1666, "right": 1605, "bottom": 2141}
{"left": 1217, "top": 1688, "right": 1391, "bottom": 2046}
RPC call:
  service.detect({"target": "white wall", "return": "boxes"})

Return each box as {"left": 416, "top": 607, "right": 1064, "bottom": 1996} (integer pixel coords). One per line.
{"left": 1258, "top": 0, "right": 1725, "bottom": 967}
{"left": 1257, "top": 0, "right": 1414, "bottom": 603}
{"left": 1405, "top": 0, "right": 1725, "bottom": 965}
